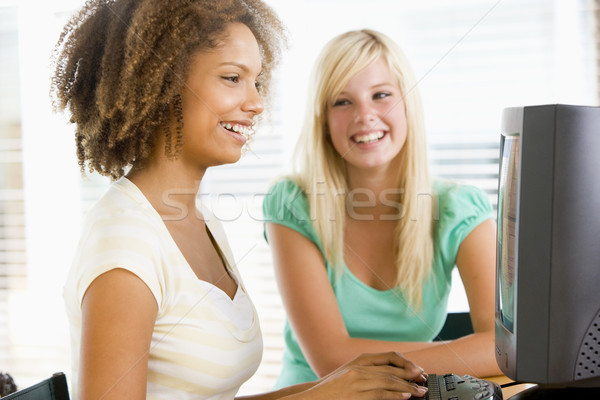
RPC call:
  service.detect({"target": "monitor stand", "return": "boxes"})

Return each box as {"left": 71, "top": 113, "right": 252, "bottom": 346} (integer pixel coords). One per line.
{"left": 509, "top": 385, "right": 600, "bottom": 399}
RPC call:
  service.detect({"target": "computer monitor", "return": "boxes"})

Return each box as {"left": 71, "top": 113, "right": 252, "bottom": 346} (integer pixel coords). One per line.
{"left": 495, "top": 104, "right": 600, "bottom": 396}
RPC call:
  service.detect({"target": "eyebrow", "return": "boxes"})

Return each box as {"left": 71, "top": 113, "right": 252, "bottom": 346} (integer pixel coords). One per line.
{"left": 368, "top": 82, "right": 396, "bottom": 90}
{"left": 338, "top": 82, "right": 396, "bottom": 96}
{"left": 219, "top": 61, "right": 251, "bottom": 72}
{"left": 219, "top": 61, "right": 263, "bottom": 77}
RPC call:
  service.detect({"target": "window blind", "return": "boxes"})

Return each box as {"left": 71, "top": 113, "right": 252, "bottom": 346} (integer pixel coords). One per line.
{"left": 0, "top": 5, "right": 26, "bottom": 375}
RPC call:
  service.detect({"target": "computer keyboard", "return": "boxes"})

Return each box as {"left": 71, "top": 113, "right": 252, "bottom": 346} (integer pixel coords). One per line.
{"left": 411, "top": 373, "right": 503, "bottom": 400}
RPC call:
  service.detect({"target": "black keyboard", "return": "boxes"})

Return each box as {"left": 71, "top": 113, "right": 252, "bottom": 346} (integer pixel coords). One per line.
{"left": 411, "top": 373, "right": 503, "bottom": 400}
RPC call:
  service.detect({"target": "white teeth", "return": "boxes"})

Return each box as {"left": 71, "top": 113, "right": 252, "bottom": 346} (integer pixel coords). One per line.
{"left": 354, "top": 131, "right": 384, "bottom": 144}
{"left": 220, "top": 121, "right": 251, "bottom": 138}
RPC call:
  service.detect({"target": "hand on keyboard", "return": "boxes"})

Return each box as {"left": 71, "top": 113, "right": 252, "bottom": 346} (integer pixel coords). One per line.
{"left": 410, "top": 373, "right": 502, "bottom": 400}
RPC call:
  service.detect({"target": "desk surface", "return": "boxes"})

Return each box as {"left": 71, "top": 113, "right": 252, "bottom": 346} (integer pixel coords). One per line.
{"left": 486, "top": 376, "right": 535, "bottom": 398}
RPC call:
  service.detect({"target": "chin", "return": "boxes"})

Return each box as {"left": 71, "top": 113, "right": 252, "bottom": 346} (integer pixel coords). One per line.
{"left": 221, "top": 150, "right": 244, "bottom": 165}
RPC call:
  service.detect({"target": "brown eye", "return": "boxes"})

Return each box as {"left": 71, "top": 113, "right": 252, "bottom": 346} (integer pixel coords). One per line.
{"left": 223, "top": 75, "right": 239, "bottom": 83}
{"left": 332, "top": 99, "right": 350, "bottom": 107}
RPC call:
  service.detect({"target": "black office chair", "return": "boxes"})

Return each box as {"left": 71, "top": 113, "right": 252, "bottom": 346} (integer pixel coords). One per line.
{"left": 435, "top": 311, "right": 474, "bottom": 341}
{"left": 1, "top": 372, "right": 69, "bottom": 400}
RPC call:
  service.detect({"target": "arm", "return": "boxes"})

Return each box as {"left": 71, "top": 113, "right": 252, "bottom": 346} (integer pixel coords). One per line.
{"left": 265, "top": 223, "right": 437, "bottom": 378}
{"left": 403, "top": 218, "right": 502, "bottom": 377}
{"left": 266, "top": 219, "right": 500, "bottom": 378}
{"left": 79, "top": 268, "right": 158, "bottom": 400}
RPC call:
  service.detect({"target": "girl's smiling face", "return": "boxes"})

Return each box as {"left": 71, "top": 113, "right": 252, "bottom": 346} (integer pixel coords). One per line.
{"left": 177, "top": 22, "right": 264, "bottom": 170}
{"left": 326, "top": 57, "right": 408, "bottom": 174}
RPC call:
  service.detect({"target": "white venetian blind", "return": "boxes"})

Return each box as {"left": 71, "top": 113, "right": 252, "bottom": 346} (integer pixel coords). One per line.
{"left": 0, "top": 5, "right": 27, "bottom": 374}
{"left": 1, "top": 0, "right": 598, "bottom": 395}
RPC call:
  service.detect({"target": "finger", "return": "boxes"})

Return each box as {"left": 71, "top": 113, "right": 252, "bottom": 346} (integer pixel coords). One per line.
{"left": 354, "top": 352, "right": 426, "bottom": 381}
{"left": 354, "top": 370, "right": 429, "bottom": 399}
{"left": 359, "top": 364, "right": 426, "bottom": 382}
{"left": 361, "top": 388, "right": 427, "bottom": 400}
{"left": 385, "top": 352, "right": 428, "bottom": 382}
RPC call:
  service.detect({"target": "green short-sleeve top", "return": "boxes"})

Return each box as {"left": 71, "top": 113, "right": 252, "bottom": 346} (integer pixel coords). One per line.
{"left": 262, "top": 178, "right": 494, "bottom": 387}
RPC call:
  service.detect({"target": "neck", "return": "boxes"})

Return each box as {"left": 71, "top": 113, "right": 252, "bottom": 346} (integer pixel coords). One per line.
{"left": 345, "top": 164, "right": 402, "bottom": 220}
{"left": 126, "top": 158, "right": 206, "bottom": 221}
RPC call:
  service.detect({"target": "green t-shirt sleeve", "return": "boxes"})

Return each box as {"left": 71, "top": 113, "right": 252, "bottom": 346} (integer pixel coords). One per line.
{"left": 435, "top": 181, "right": 495, "bottom": 275}
{"left": 262, "top": 179, "right": 324, "bottom": 253}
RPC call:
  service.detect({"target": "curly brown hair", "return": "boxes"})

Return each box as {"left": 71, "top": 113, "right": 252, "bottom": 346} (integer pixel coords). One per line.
{"left": 50, "top": 0, "right": 286, "bottom": 179}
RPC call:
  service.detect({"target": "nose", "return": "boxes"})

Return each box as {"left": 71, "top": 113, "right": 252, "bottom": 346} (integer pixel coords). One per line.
{"left": 242, "top": 84, "right": 264, "bottom": 116}
{"left": 353, "top": 102, "right": 377, "bottom": 124}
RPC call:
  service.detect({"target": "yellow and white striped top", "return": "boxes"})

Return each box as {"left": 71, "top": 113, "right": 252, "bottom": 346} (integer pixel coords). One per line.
{"left": 64, "top": 178, "right": 263, "bottom": 399}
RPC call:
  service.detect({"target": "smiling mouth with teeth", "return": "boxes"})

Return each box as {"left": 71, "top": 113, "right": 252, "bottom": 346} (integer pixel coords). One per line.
{"left": 219, "top": 121, "right": 252, "bottom": 139}
{"left": 353, "top": 131, "right": 385, "bottom": 144}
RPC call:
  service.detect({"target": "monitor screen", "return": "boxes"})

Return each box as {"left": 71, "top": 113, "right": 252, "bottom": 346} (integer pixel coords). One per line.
{"left": 496, "top": 133, "right": 518, "bottom": 334}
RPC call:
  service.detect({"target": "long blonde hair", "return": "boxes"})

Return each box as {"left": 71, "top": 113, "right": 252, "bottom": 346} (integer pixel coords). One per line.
{"left": 292, "top": 29, "right": 435, "bottom": 309}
